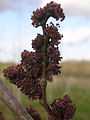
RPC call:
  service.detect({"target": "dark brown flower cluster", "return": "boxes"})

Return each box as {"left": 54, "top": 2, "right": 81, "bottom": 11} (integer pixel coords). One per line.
{"left": 21, "top": 50, "right": 43, "bottom": 80}
{"left": 3, "top": 64, "right": 25, "bottom": 84}
{"left": 49, "top": 95, "right": 76, "bottom": 120}
{"left": 44, "top": 24, "right": 63, "bottom": 46}
{"left": 3, "top": 50, "right": 42, "bottom": 99}
{"left": 45, "top": 24, "right": 63, "bottom": 80}
{"left": 32, "top": 34, "right": 44, "bottom": 51}
{"left": 26, "top": 106, "right": 41, "bottom": 120}
{"left": 31, "top": 1, "right": 65, "bottom": 27}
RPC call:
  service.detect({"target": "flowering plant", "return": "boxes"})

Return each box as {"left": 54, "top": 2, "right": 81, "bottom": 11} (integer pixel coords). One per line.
{"left": 3, "top": 1, "right": 75, "bottom": 120}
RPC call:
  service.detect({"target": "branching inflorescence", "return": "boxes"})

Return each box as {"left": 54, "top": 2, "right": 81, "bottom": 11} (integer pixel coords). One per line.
{"left": 3, "top": 1, "right": 76, "bottom": 120}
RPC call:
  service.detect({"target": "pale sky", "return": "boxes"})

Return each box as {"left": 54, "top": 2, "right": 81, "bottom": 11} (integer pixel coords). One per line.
{"left": 0, "top": 0, "right": 90, "bottom": 62}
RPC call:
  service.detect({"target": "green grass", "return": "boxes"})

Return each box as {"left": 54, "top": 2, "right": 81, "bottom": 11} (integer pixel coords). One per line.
{"left": 0, "top": 61, "right": 90, "bottom": 120}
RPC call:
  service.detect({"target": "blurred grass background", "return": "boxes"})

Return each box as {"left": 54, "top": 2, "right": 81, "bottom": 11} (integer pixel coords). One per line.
{"left": 0, "top": 61, "right": 90, "bottom": 120}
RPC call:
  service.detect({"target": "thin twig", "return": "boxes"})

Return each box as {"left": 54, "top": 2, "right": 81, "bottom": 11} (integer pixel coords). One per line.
{"left": 0, "top": 79, "right": 33, "bottom": 120}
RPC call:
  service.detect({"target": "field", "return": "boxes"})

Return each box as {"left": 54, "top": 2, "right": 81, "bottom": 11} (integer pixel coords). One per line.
{"left": 0, "top": 61, "right": 90, "bottom": 120}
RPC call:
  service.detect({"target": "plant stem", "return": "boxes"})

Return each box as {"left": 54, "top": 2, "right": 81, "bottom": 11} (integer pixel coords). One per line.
{"left": 0, "top": 80, "right": 33, "bottom": 120}
{"left": 40, "top": 26, "right": 50, "bottom": 113}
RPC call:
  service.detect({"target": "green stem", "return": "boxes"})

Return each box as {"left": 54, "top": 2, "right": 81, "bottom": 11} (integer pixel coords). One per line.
{"left": 40, "top": 25, "right": 50, "bottom": 112}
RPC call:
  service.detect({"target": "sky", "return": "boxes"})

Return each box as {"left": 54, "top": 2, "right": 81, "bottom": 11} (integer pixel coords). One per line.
{"left": 0, "top": 0, "right": 90, "bottom": 62}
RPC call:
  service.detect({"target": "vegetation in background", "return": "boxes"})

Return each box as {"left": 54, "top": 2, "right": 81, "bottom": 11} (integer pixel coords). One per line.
{"left": 0, "top": 61, "right": 90, "bottom": 119}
